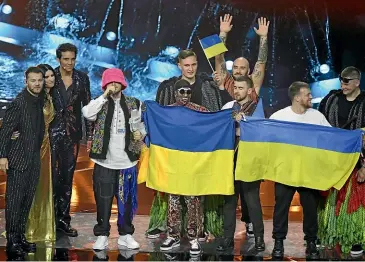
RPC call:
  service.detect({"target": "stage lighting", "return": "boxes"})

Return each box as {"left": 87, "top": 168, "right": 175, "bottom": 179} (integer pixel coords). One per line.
{"left": 106, "top": 31, "right": 116, "bottom": 41}
{"left": 1, "top": 4, "right": 12, "bottom": 15}
{"left": 226, "top": 60, "right": 233, "bottom": 71}
{"left": 319, "top": 64, "right": 330, "bottom": 74}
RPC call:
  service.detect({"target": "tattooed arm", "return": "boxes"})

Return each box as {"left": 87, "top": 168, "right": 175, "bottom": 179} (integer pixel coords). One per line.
{"left": 251, "top": 17, "right": 270, "bottom": 95}
{"left": 251, "top": 36, "right": 268, "bottom": 95}
{"left": 215, "top": 14, "right": 233, "bottom": 81}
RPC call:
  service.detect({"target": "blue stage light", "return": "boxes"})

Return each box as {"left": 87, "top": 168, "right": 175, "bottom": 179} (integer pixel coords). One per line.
{"left": 106, "top": 31, "right": 116, "bottom": 41}
{"left": 1, "top": 5, "right": 12, "bottom": 15}
{"left": 319, "top": 64, "right": 330, "bottom": 74}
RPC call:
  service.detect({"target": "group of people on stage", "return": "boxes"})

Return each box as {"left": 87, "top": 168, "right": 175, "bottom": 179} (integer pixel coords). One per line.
{"left": 0, "top": 12, "right": 364, "bottom": 260}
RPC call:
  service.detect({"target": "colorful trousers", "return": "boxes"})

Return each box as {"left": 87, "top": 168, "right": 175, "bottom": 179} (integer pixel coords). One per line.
{"left": 93, "top": 163, "right": 138, "bottom": 236}
{"left": 167, "top": 194, "right": 203, "bottom": 239}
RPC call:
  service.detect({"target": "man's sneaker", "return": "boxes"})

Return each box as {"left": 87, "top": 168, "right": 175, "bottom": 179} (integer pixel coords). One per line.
{"left": 198, "top": 232, "right": 208, "bottom": 242}
{"left": 147, "top": 228, "right": 164, "bottom": 239}
{"left": 305, "top": 241, "right": 319, "bottom": 260}
{"left": 246, "top": 223, "right": 254, "bottom": 237}
{"left": 350, "top": 245, "right": 364, "bottom": 257}
{"left": 93, "top": 236, "right": 108, "bottom": 250}
{"left": 117, "top": 234, "right": 140, "bottom": 250}
{"left": 190, "top": 239, "right": 202, "bottom": 255}
{"left": 316, "top": 239, "right": 324, "bottom": 248}
{"left": 216, "top": 237, "right": 234, "bottom": 252}
{"left": 93, "top": 249, "right": 108, "bottom": 260}
{"left": 160, "top": 237, "right": 180, "bottom": 251}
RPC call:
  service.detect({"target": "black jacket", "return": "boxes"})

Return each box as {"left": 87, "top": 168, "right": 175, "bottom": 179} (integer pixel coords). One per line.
{"left": 0, "top": 89, "right": 45, "bottom": 171}
{"left": 155, "top": 73, "right": 232, "bottom": 111}
{"left": 51, "top": 67, "right": 93, "bottom": 142}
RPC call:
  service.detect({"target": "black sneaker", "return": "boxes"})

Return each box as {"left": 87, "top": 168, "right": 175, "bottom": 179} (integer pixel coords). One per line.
{"left": 160, "top": 237, "right": 180, "bottom": 251}
{"left": 246, "top": 223, "right": 254, "bottom": 238}
{"left": 350, "top": 244, "right": 364, "bottom": 257}
{"left": 147, "top": 228, "right": 164, "bottom": 239}
{"left": 316, "top": 239, "right": 323, "bottom": 248}
{"left": 216, "top": 237, "right": 234, "bottom": 252}
{"left": 190, "top": 239, "right": 202, "bottom": 255}
{"left": 272, "top": 239, "right": 284, "bottom": 259}
{"left": 306, "top": 241, "right": 319, "bottom": 260}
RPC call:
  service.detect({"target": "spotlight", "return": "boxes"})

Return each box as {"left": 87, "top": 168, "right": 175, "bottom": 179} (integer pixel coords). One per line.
{"left": 319, "top": 64, "right": 330, "bottom": 74}
{"left": 106, "top": 31, "right": 116, "bottom": 41}
{"left": 1, "top": 4, "right": 12, "bottom": 15}
{"left": 226, "top": 60, "right": 233, "bottom": 71}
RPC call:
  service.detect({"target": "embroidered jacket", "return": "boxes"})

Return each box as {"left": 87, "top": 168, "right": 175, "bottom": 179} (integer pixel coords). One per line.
{"left": 89, "top": 95, "right": 143, "bottom": 162}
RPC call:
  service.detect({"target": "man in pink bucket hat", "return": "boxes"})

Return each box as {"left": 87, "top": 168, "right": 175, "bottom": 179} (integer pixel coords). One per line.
{"left": 82, "top": 68, "right": 146, "bottom": 250}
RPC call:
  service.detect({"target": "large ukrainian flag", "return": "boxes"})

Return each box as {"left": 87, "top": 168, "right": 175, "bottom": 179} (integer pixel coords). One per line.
{"left": 199, "top": 34, "right": 228, "bottom": 59}
{"left": 235, "top": 118, "right": 363, "bottom": 190}
{"left": 143, "top": 101, "right": 235, "bottom": 196}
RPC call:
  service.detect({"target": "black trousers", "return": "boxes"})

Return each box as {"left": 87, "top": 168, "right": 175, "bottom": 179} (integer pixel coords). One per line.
{"left": 93, "top": 163, "right": 134, "bottom": 237}
{"left": 240, "top": 191, "right": 251, "bottom": 223}
{"left": 51, "top": 134, "right": 80, "bottom": 227}
{"left": 5, "top": 155, "right": 40, "bottom": 242}
{"left": 272, "top": 183, "right": 318, "bottom": 241}
{"left": 223, "top": 180, "right": 264, "bottom": 238}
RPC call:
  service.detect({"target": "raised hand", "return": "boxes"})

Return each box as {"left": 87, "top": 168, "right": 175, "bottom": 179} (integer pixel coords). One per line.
{"left": 220, "top": 14, "right": 233, "bottom": 34}
{"left": 254, "top": 17, "right": 270, "bottom": 37}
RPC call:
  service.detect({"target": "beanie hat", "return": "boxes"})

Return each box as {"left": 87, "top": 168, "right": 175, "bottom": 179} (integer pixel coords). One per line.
{"left": 101, "top": 68, "right": 127, "bottom": 90}
{"left": 174, "top": 79, "right": 191, "bottom": 91}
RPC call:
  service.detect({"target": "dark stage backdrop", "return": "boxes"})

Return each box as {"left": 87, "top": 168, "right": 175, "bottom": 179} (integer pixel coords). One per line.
{"left": 0, "top": 0, "right": 364, "bottom": 114}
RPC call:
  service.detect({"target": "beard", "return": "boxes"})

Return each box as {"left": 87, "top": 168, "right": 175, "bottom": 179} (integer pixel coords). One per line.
{"left": 234, "top": 94, "right": 248, "bottom": 102}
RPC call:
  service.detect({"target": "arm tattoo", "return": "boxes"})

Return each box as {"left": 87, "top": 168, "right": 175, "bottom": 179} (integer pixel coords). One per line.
{"left": 252, "top": 64, "right": 262, "bottom": 78}
{"left": 258, "top": 37, "right": 268, "bottom": 63}
{"left": 220, "top": 62, "right": 228, "bottom": 75}
{"left": 219, "top": 35, "right": 227, "bottom": 44}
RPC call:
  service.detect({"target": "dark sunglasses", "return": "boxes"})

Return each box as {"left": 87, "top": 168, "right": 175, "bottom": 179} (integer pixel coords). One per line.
{"left": 177, "top": 88, "right": 192, "bottom": 95}
{"left": 339, "top": 75, "right": 358, "bottom": 84}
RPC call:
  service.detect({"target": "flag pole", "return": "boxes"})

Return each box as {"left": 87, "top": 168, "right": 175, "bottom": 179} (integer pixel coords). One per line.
{"left": 197, "top": 37, "right": 215, "bottom": 72}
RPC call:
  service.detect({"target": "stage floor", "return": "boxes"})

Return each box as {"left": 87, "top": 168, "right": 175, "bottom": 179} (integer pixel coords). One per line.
{"left": 0, "top": 210, "right": 363, "bottom": 261}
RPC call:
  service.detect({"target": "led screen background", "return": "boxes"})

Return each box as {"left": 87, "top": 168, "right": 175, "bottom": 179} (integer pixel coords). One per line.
{"left": 0, "top": 0, "right": 364, "bottom": 113}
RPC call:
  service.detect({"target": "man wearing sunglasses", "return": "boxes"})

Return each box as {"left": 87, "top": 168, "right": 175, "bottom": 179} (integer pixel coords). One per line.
{"left": 147, "top": 49, "right": 232, "bottom": 240}
{"left": 318, "top": 66, "right": 365, "bottom": 256}
{"left": 159, "top": 79, "right": 208, "bottom": 256}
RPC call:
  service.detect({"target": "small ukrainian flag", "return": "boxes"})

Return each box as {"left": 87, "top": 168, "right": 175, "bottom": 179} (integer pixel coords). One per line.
{"left": 199, "top": 34, "right": 228, "bottom": 59}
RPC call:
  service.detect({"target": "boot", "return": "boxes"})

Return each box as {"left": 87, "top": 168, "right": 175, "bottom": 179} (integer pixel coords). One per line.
{"left": 255, "top": 236, "right": 265, "bottom": 251}
{"left": 271, "top": 239, "right": 284, "bottom": 259}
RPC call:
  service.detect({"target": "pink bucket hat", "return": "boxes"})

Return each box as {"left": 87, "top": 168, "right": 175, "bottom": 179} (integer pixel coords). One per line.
{"left": 101, "top": 68, "right": 127, "bottom": 90}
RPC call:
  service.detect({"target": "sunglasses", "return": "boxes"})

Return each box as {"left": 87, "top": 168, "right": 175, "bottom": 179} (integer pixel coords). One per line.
{"left": 339, "top": 75, "right": 358, "bottom": 84}
{"left": 177, "top": 88, "right": 192, "bottom": 95}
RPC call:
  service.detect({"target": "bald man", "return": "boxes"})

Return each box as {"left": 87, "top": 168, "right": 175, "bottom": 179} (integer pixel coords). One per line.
{"left": 215, "top": 14, "right": 270, "bottom": 101}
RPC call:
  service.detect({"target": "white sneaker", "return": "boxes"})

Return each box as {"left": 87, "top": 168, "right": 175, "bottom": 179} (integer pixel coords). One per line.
{"left": 246, "top": 223, "right": 254, "bottom": 237}
{"left": 93, "top": 236, "right": 108, "bottom": 250}
{"left": 189, "top": 239, "right": 202, "bottom": 255}
{"left": 118, "top": 234, "right": 140, "bottom": 250}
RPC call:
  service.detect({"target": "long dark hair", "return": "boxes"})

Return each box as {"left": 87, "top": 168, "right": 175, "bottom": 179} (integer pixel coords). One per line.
{"left": 37, "top": 64, "right": 55, "bottom": 104}
{"left": 37, "top": 64, "right": 56, "bottom": 85}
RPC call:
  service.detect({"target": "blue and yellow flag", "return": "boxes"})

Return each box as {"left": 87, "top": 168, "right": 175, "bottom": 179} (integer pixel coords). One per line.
{"left": 235, "top": 118, "right": 363, "bottom": 190}
{"left": 143, "top": 101, "right": 235, "bottom": 195}
{"left": 199, "top": 34, "right": 228, "bottom": 59}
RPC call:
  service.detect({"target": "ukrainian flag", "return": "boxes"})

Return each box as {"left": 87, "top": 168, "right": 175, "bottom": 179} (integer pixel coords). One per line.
{"left": 143, "top": 101, "right": 235, "bottom": 196}
{"left": 199, "top": 34, "right": 228, "bottom": 59}
{"left": 235, "top": 118, "right": 363, "bottom": 190}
